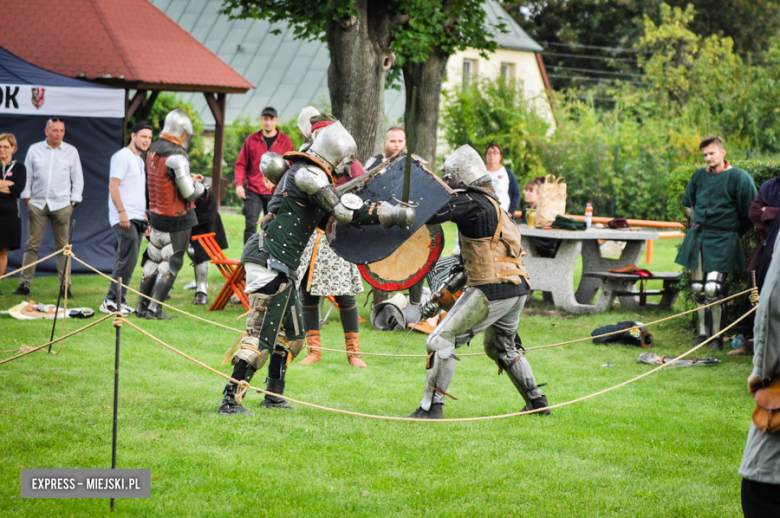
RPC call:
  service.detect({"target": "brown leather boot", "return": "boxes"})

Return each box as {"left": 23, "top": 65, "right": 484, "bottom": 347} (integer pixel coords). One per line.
{"left": 299, "top": 330, "right": 321, "bottom": 365}
{"left": 345, "top": 332, "right": 367, "bottom": 368}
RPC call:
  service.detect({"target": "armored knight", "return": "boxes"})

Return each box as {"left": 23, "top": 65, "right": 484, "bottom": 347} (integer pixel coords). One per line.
{"left": 218, "top": 122, "right": 414, "bottom": 415}
{"left": 185, "top": 177, "right": 228, "bottom": 306}
{"left": 409, "top": 144, "right": 550, "bottom": 419}
{"left": 136, "top": 109, "right": 207, "bottom": 319}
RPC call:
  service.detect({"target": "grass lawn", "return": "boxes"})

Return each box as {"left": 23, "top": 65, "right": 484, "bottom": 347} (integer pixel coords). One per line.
{"left": 0, "top": 215, "right": 756, "bottom": 517}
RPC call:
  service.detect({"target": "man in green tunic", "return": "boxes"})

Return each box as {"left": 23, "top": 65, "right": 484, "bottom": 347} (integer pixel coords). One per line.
{"left": 675, "top": 136, "right": 757, "bottom": 350}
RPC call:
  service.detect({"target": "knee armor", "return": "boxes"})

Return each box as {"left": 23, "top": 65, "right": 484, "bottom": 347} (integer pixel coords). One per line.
{"left": 426, "top": 288, "right": 490, "bottom": 353}
{"left": 704, "top": 272, "right": 728, "bottom": 300}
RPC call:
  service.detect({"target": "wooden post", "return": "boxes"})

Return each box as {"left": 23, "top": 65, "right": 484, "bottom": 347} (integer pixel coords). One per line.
{"left": 110, "top": 278, "right": 121, "bottom": 512}
{"left": 205, "top": 92, "right": 227, "bottom": 207}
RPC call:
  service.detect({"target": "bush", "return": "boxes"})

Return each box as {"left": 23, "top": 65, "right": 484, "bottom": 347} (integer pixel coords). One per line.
{"left": 440, "top": 76, "right": 550, "bottom": 180}
{"left": 666, "top": 159, "right": 780, "bottom": 323}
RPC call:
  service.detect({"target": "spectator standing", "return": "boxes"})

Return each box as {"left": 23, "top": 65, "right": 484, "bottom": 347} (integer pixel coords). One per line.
{"left": 485, "top": 143, "right": 521, "bottom": 216}
{"left": 15, "top": 118, "right": 83, "bottom": 297}
{"left": 739, "top": 236, "right": 780, "bottom": 517}
{"left": 675, "top": 136, "right": 757, "bottom": 350}
{"left": 364, "top": 127, "right": 406, "bottom": 171}
{"left": 99, "top": 123, "right": 153, "bottom": 315}
{"left": 235, "top": 106, "right": 294, "bottom": 244}
{"left": 0, "top": 133, "right": 27, "bottom": 295}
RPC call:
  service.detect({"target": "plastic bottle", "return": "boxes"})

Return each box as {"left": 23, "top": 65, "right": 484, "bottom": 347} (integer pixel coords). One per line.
{"left": 585, "top": 203, "right": 593, "bottom": 229}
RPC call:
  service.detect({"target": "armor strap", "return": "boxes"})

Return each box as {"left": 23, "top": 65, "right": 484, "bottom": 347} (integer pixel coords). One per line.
{"left": 306, "top": 229, "right": 326, "bottom": 292}
{"left": 486, "top": 196, "right": 503, "bottom": 250}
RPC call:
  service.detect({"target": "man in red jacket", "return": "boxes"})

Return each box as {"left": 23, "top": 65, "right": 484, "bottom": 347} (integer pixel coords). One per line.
{"left": 235, "top": 106, "right": 294, "bottom": 244}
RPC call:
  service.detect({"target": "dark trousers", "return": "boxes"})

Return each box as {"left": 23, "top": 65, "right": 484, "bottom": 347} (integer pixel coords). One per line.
{"left": 741, "top": 478, "right": 780, "bottom": 517}
{"left": 242, "top": 189, "right": 272, "bottom": 244}
{"left": 107, "top": 223, "right": 143, "bottom": 303}
{"left": 299, "top": 287, "right": 359, "bottom": 333}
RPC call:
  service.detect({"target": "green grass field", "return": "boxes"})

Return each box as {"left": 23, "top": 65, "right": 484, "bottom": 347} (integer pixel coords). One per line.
{"left": 0, "top": 215, "right": 756, "bottom": 517}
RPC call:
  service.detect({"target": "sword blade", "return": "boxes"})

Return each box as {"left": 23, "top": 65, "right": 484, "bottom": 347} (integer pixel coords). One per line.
{"left": 402, "top": 87, "right": 417, "bottom": 204}
{"left": 362, "top": 319, "right": 420, "bottom": 398}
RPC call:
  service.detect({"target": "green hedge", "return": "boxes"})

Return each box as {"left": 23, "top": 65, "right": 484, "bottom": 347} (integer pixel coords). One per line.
{"left": 666, "top": 160, "right": 779, "bottom": 327}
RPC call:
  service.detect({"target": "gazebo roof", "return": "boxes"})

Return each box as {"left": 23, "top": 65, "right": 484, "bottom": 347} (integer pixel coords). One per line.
{"left": 0, "top": 0, "right": 253, "bottom": 93}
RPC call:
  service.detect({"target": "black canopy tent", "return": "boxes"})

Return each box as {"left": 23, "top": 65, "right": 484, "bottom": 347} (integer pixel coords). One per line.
{"left": 0, "top": 46, "right": 124, "bottom": 276}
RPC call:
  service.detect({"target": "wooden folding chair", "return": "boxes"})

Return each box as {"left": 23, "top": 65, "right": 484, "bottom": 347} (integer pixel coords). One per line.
{"left": 191, "top": 233, "right": 249, "bottom": 311}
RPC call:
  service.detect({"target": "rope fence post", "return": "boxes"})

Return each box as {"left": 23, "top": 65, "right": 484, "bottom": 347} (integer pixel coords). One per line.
{"left": 49, "top": 220, "right": 75, "bottom": 353}
{"left": 110, "top": 280, "right": 121, "bottom": 512}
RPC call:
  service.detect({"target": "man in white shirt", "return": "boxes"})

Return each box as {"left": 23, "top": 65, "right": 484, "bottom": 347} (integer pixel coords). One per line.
{"left": 15, "top": 118, "right": 83, "bottom": 297}
{"left": 99, "top": 123, "right": 152, "bottom": 316}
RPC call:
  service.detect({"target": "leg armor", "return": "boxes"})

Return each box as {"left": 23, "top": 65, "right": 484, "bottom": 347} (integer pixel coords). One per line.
{"left": 483, "top": 328, "right": 544, "bottom": 410}
{"left": 691, "top": 254, "right": 708, "bottom": 340}
{"left": 704, "top": 271, "right": 728, "bottom": 350}
{"left": 145, "top": 229, "right": 190, "bottom": 318}
{"left": 417, "top": 288, "right": 490, "bottom": 413}
{"left": 193, "top": 261, "right": 209, "bottom": 305}
{"left": 136, "top": 233, "right": 168, "bottom": 315}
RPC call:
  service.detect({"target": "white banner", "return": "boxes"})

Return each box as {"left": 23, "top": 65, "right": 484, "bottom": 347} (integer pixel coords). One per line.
{"left": 0, "top": 84, "right": 124, "bottom": 118}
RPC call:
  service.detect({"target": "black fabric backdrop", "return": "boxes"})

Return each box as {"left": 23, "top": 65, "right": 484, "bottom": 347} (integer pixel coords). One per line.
{"left": 3, "top": 114, "right": 124, "bottom": 276}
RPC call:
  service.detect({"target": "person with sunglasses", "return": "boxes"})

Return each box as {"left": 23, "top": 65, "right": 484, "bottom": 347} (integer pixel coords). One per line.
{"left": 15, "top": 118, "right": 82, "bottom": 298}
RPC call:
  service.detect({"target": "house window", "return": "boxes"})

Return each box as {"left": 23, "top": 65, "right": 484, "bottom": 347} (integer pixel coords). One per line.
{"left": 501, "top": 62, "right": 515, "bottom": 84}
{"left": 462, "top": 59, "right": 474, "bottom": 90}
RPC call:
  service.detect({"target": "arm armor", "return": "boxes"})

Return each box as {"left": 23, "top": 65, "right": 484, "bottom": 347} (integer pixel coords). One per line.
{"left": 294, "top": 165, "right": 359, "bottom": 224}
{"left": 377, "top": 201, "right": 416, "bottom": 229}
{"left": 167, "top": 155, "right": 205, "bottom": 201}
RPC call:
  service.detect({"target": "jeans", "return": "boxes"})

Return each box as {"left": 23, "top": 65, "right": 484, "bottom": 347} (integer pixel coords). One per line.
{"left": 106, "top": 223, "right": 143, "bottom": 303}
{"left": 242, "top": 189, "right": 272, "bottom": 244}
{"left": 20, "top": 203, "right": 72, "bottom": 288}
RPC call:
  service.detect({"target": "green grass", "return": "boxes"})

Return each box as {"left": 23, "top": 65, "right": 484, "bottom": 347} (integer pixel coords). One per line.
{"left": 0, "top": 216, "right": 755, "bottom": 517}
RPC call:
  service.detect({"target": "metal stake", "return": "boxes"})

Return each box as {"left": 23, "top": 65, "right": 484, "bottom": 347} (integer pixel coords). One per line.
{"left": 49, "top": 220, "right": 75, "bottom": 353}
{"left": 402, "top": 87, "right": 417, "bottom": 204}
{"left": 110, "top": 277, "right": 121, "bottom": 512}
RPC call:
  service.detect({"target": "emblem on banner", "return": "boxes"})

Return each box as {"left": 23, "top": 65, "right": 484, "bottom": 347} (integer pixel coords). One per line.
{"left": 31, "top": 87, "right": 45, "bottom": 109}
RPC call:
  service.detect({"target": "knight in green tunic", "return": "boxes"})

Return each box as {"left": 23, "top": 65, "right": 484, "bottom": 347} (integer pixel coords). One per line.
{"left": 217, "top": 122, "right": 415, "bottom": 415}
{"left": 675, "top": 136, "right": 757, "bottom": 350}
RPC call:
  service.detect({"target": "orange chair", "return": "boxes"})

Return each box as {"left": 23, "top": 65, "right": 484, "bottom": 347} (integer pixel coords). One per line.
{"left": 191, "top": 233, "right": 249, "bottom": 311}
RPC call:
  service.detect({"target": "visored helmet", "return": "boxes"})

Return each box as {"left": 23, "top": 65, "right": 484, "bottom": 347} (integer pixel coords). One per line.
{"left": 441, "top": 144, "right": 489, "bottom": 189}
{"left": 162, "top": 109, "right": 194, "bottom": 150}
{"left": 307, "top": 121, "right": 358, "bottom": 177}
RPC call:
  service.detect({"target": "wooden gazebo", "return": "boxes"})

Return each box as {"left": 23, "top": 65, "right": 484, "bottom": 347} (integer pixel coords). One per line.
{"left": 0, "top": 0, "right": 253, "bottom": 204}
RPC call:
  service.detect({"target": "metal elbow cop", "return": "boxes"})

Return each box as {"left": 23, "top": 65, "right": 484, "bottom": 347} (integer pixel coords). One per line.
{"left": 293, "top": 164, "right": 362, "bottom": 224}
{"left": 166, "top": 155, "right": 206, "bottom": 201}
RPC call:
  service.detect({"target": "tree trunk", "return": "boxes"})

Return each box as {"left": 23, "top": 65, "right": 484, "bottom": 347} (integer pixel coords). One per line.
{"left": 402, "top": 47, "right": 450, "bottom": 169}
{"left": 326, "top": 1, "right": 401, "bottom": 162}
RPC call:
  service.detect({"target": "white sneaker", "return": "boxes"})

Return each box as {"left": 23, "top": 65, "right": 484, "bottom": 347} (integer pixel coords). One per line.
{"left": 119, "top": 302, "right": 135, "bottom": 315}
{"left": 183, "top": 280, "right": 197, "bottom": 290}
{"left": 99, "top": 299, "right": 119, "bottom": 314}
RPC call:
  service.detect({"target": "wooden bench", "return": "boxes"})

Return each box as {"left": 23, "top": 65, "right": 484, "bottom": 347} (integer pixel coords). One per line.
{"left": 582, "top": 271, "right": 681, "bottom": 310}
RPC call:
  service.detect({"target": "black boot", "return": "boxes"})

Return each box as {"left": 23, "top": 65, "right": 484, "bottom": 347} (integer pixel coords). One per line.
{"left": 135, "top": 276, "right": 156, "bottom": 316}
{"left": 408, "top": 403, "right": 444, "bottom": 419}
{"left": 708, "top": 336, "right": 724, "bottom": 351}
{"left": 217, "top": 383, "right": 253, "bottom": 415}
{"left": 692, "top": 334, "right": 709, "bottom": 346}
{"left": 262, "top": 378, "right": 294, "bottom": 409}
{"left": 143, "top": 275, "right": 177, "bottom": 319}
{"left": 522, "top": 395, "right": 552, "bottom": 415}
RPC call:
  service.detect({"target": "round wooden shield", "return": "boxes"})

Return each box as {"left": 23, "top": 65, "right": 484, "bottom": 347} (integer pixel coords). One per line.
{"left": 357, "top": 224, "right": 444, "bottom": 291}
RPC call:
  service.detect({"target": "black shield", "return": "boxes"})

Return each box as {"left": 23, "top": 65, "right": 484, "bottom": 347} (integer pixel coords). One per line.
{"left": 331, "top": 153, "right": 453, "bottom": 264}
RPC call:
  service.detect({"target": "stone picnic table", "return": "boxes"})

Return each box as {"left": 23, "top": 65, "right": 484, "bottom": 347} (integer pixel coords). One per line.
{"left": 519, "top": 226, "right": 659, "bottom": 314}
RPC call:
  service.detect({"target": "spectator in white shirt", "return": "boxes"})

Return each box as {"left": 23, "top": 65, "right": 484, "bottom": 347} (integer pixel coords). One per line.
{"left": 14, "top": 118, "right": 83, "bottom": 297}
{"left": 99, "top": 123, "right": 152, "bottom": 316}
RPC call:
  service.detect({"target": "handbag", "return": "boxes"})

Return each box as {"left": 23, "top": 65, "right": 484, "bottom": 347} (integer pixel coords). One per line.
{"left": 753, "top": 375, "right": 780, "bottom": 440}
{"left": 536, "top": 174, "right": 567, "bottom": 227}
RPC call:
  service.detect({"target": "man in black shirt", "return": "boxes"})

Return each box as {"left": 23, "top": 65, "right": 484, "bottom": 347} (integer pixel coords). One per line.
{"left": 409, "top": 145, "right": 550, "bottom": 419}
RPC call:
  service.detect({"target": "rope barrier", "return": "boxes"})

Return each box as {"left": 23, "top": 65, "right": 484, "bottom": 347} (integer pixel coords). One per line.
{"left": 114, "top": 305, "right": 756, "bottom": 422}
{"left": 0, "top": 246, "right": 68, "bottom": 280}
{"left": 302, "top": 288, "right": 755, "bottom": 358}
{"left": 51, "top": 248, "right": 73, "bottom": 356}
{"left": 69, "top": 255, "right": 243, "bottom": 334}
{"left": 0, "top": 313, "right": 118, "bottom": 365}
